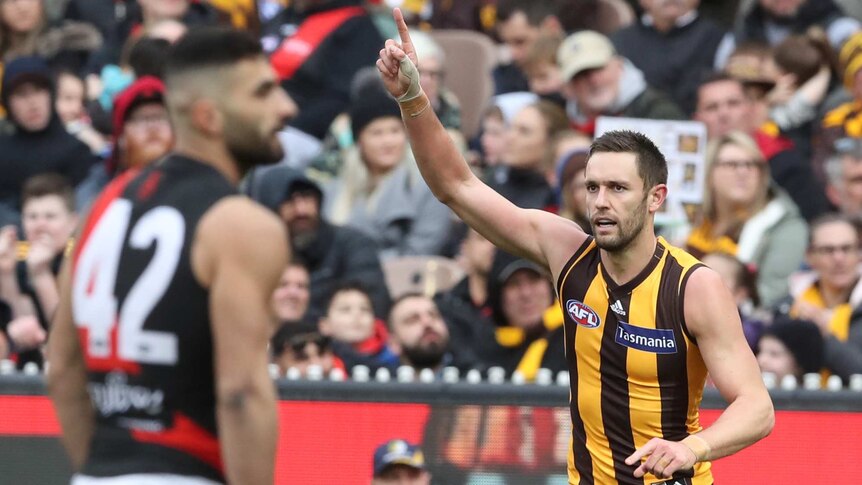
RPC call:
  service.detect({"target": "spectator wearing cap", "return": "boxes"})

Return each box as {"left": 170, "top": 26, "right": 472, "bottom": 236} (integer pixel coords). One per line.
{"left": 774, "top": 214, "right": 862, "bottom": 381}
{"left": 270, "top": 320, "right": 345, "bottom": 378}
{"left": 0, "top": 56, "right": 95, "bottom": 227}
{"left": 733, "top": 0, "right": 860, "bottom": 51}
{"left": 324, "top": 75, "right": 451, "bottom": 261}
{"left": 485, "top": 251, "right": 566, "bottom": 378}
{"left": 611, "top": 0, "right": 730, "bottom": 115}
{"left": 686, "top": 131, "right": 807, "bottom": 308}
{"left": 825, "top": 137, "right": 862, "bottom": 219}
{"left": 557, "top": 30, "right": 684, "bottom": 136}
{"left": 694, "top": 72, "right": 830, "bottom": 221}
{"left": 371, "top": 439, "right": 430, "bottom": 485}
{"left": 818, "top": 32, "right": 862, "bottom": 174}
{"left": 756, "top": 316, "right": 824, "bottom": 384}
{"left": 75, "top": 76, "right": 172, "bottom": 210}
{"left": 277, "top": 174, "right": 391, "bottom": 319}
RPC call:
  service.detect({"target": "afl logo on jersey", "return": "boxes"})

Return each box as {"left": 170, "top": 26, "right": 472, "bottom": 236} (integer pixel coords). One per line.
{"left": 566, "top": 299, "right": 601, "bottom": 328}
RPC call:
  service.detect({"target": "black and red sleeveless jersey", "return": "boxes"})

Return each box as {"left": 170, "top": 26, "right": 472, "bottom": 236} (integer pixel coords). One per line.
{"left": 71, "top": 154, "right": 236, "bottom": 482}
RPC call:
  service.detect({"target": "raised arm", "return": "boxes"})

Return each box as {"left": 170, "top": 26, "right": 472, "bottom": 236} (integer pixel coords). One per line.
{"left": 193, "top": 197, "right": 289, "bottom": 485}
{"left": 375, "top": 8, "right": 586, "bottom": 270}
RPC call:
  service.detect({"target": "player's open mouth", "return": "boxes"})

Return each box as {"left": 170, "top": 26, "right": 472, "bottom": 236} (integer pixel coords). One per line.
{"left": 594, "top": 218, "right": 616, "bottom": 228}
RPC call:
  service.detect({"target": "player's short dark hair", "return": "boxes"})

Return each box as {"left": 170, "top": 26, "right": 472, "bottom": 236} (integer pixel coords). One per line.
{"left": 590, "top": 130, "right": 668, "bottom": 191}
{"left": 325, "top": 281, "right": 373, "bottom": 312}
{"left": 129, "top": 37, "right": 171, "bottom": 79}
{"left": 21, "top": 173, "right": 74, "bottom": 212}
{"left": 164, "top": 26, "right": 263, "bottom": 81}
{"left": 496, "top": 0, "right": 558, "bottom": 25}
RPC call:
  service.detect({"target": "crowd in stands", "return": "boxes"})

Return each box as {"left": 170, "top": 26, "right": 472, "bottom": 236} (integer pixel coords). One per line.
{"left": 1, "top": 0, "right": 862, "bottom": 391}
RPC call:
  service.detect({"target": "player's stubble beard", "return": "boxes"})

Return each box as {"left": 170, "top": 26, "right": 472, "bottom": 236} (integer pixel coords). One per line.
{"left": 591, "top": 193, "right": 649, "bottom": 253}
{"left": 223, "top": 112, "right": 285, "bottom": 174}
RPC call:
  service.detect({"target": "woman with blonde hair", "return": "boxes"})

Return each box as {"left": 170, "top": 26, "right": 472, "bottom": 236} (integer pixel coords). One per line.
{"left": 687, "top": 131, "right": 808, "bottom": 308}
{"left": 324, "top": 74, "right": 451, "bottom": 261}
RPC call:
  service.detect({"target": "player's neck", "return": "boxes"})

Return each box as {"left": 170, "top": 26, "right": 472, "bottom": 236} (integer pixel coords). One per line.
{"left": 600, "top": 230, "right": 658, "bottom": 286}
{"left": 173, "top": 138, "right": 241, "bottom": 186}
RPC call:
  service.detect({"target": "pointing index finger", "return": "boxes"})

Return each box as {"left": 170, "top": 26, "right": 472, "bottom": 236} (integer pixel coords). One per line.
{"left": 625, "top": 440, "right": 656, "bottom": 465}
{"left": 392, "top": 8, "right": 415, "bottom": 57}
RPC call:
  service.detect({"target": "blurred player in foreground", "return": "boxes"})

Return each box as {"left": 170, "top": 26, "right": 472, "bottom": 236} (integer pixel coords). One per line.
{"left": 48, "top": 27, "right": 294, "bottom": 485}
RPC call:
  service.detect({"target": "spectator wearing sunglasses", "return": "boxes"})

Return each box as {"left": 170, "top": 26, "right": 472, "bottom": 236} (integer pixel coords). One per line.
{"left": 271, "top": 321, "right": 345, "bottom": 378}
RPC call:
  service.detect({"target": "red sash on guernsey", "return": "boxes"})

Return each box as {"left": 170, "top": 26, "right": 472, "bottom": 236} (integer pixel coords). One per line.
{"left": 270, "top": 6, "right": 365, "bottom": 80}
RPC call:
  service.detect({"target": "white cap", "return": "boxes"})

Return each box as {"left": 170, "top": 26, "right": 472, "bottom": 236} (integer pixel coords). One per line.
{"left": 557, "top": 30, "right": 616, "bottom": 81}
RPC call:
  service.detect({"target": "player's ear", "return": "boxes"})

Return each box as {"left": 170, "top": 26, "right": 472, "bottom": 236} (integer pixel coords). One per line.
{"left": 647, "top": 184, "right": 668, "bottom": 213}
{"left": 188, "top": 99, "right": 223, "bottom": 137}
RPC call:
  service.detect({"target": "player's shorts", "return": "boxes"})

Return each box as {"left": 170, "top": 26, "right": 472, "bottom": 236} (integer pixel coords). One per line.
{"left": 71, "top": 474, "right": 222, "bottom": 485}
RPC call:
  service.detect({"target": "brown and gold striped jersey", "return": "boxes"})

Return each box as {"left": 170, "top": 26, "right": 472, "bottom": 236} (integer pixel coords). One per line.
{"left": 557, "top": 236, "right": 712, "bottom": 485}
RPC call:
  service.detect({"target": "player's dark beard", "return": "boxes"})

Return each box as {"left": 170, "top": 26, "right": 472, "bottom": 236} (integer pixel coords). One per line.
{"left": 592, "top": 194, "right": 649, "bottom": 252}
{"left": 401, "top": 339, "right": 448, "bottom": 369}
{"left": 224, "top": 118, "right": 284, "bottom": 174}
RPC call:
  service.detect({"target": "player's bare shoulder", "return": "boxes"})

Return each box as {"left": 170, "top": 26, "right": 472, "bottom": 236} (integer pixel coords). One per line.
{"left": 192, "top": 196, "right": 288, "bottom": 288}
{"left": 531, "top": 209, "right": 590, "bottom": 277}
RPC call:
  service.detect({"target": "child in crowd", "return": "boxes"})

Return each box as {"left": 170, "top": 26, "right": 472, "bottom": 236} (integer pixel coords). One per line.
{"left": 701, "top": 251, "right": 766, "bottom": 351}
{"left": 319, "top": 283, "right": 399, "bottom": 372}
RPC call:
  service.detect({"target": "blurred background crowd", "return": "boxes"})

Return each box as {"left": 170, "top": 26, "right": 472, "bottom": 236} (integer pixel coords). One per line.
{"left": 1, "top": 0, "right": 862, "bottom": 391}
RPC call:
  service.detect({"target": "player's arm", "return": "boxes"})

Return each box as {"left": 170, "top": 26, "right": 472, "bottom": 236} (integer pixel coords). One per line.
{"left": 193, "top": 196, "right": 288, "bottom": 485}
{"left": 46, "top": 255, "right": 95, "bottom": 470}
{"left": 627, "top": 267, "right": 774, "bottom": 479}
{"left": 376, "top": 8, "right": 586, "bottom": 269}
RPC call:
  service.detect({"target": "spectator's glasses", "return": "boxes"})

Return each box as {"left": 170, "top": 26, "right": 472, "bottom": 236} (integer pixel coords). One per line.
{"left": 714, "top": 159, "right": 761, "bottom": 171}
{"left": 126, "top": 113, "right": 170, "bottom": 130}
{"left": 809, "top": 244, "right": 859, "bottom": 256}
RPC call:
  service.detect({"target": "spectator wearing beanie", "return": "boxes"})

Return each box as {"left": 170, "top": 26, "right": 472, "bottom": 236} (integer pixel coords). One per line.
{"left": 276, "top": 175, "right": 391, "bottom": 319}
{"left": 757, "top": 316, "right": 824, "bottom": 384}
{"left": 75, "top": 76, "right": 172, "bottom": 209}
{"left": 323, "top": 71, "right": 451, "bottom": 261}
{"left": 0, "top": 57, "right": 96, "bottom": 227}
